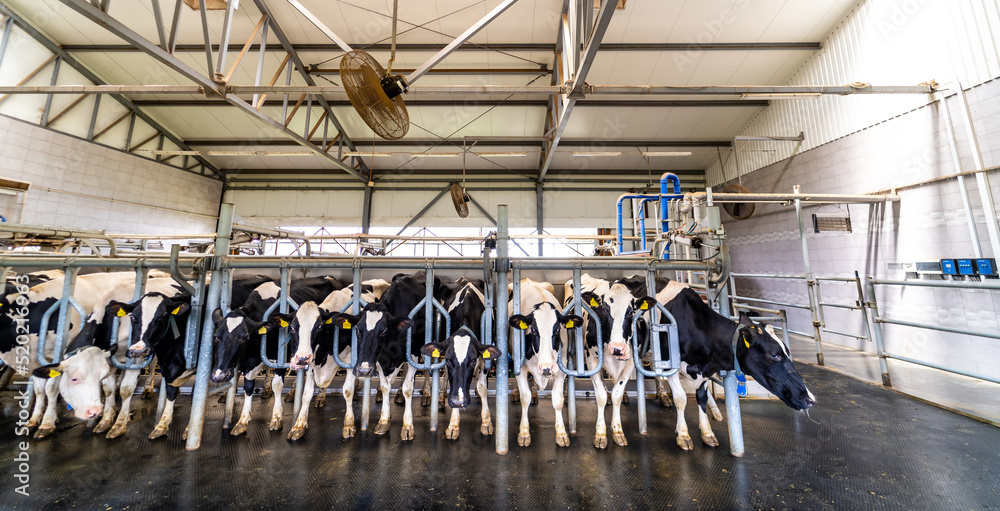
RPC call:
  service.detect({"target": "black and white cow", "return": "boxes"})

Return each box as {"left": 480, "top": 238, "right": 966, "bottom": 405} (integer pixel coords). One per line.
{"left": 564, "top": 274, "right": 656, "bottom": 448}
{"left": 0, "top": 271, "right": 169, "bottom": 438}
{"left": 210, "top": 276, "right": 343, "bottom": 436}
{"left": 269, "top": 279, "right": 387, "bottom": 440}
{"left": 612, "top": 274, "right": 677, "bottom": 408}
{"left": 428, "top": 277, "right": 496, "bottom": 439}
{"left": 507, "top": 278, "right": 582, "bottom": 447}
{"left": 105, "top": 292, "right": 193, "bottom": 439}
{"left": 655, "top": 282, "right": 816, "bottom": 449}
{"left": 333, "top": 271, "right": 439, "bottom": 441}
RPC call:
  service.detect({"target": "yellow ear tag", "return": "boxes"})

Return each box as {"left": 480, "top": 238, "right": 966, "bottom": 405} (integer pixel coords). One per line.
{"left": 342, "top": 320, "right": 352, "bottom": 329}
{"left": 48, "top": 369, "right": 61, "bottom": 378}
{"left": 279, "top": 320, "right": 289, "bottom": 328}
{"left": 171, "top": 306, "right": 182, "bottom": 315}
{"left": 589, "top": 298, "right": 599, "bottom": 307}
{"left": 116, "top": 309, "right": 126, "bottom": 317}
{"left": 258, "top": 326, "right": 267, "bottom": 334}
{"left": 325, "top": 318, "right": 332, "bottom": 324}
{"left": 640, "top": 302, "right": 649, "bottom": 310}
{"left": 744, "top": 339, "right": 750, "bottom": 349}
{"left": 565, "top": 319, "right": 575, "bottom": 329}
{"left": 431, "top": 349, "right": 441, "bottom": 358}
{"left": 518, "top": 321, "right": 528, "bottom": 330}
{"left": 482, "top": 350, "right": 491, "bottom": 359}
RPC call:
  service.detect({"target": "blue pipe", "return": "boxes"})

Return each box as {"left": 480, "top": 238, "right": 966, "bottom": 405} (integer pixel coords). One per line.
{"left": 660, "top": 172, "right": 680, "bottom": 234}
{"left": 615, "top": 172, "right": 684, "bottom": 255}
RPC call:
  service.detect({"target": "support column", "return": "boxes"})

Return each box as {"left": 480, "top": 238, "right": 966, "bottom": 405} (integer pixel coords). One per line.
{"left": 536, "top": 182, "right": 544, "bottom": 256}
{"left": 495, "top": 205, "right": 510, "bottom": 454}
{"left": 794, "top": 185, "right": 825, "bottom": 365}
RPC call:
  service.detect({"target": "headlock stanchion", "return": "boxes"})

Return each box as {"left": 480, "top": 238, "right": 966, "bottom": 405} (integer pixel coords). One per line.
{"left": 258, "top": 265, "right": 305, "bottom": 418}
{"left": 630, "top": 303, "right": 680, "bottom": 379}
{"left": 107, "top": 267, "right": 156, "bottom": 371}
{"left": 405, "top": 266, "right": 450, "bottom": 432}
{"left": 558, "top": 268, "right": 606, "bottom": 434}
{"left": 36, "top": 265, "right": 85, "bottom": 365}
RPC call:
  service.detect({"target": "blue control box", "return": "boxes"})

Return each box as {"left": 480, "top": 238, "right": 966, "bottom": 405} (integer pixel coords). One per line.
{"left": 957, "top": 259, "right": 977, "bottom": 275}
{"left": 976, "top": 258, "right": 997, "bottom": 276}
{"left": 941, "top": 259, "right": 957, "bottom": 275}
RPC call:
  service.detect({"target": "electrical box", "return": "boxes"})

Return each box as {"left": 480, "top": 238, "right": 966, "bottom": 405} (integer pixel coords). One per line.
{"left": 957, "top": 259, "right": 976, "bottom": 275}
{"left": 914, "top": 261, "right": 942, "bottom": 275}
{"left": 976, "top": 258, "right": 997, "bottom": 276}
{"left": 941, "top": 259, "right": 957, "bottom": 275}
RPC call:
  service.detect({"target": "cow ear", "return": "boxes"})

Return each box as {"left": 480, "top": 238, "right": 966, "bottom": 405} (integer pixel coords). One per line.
{"left": 106, "top": 301, "right": 135, "bottom": 317}
{"left": 481, "top": 345, "right": 501, "bottom": 360}
{"left": 738, "top": 311, "right": 755, "bottom": 327}
{"left": 560, "top": 314, "right": 583, "bottom": 329}
{"left": 212, "top": 308, "right": 224, "bottom": 324}
{"left": 393, "top": 317, "right": 414, "bottom": 332}
{"left": 634, "top": 296, "right": 657, "bottom": 312}
{"left": 32, "top": 363, "right": 63, "bottom": 380}
{"left": 421, "top": 342, "right": 443, "bottom": 358}
{"left": 167, "top": 301, "right": 190, "bottom": 317}
{"left": 581, "top": 291, "right": 602, "bottom": 309}
{"left": 509, "top": 314, "right": 531, "bottom": 330}
{"left": 332, "top": 313, "right": 358, "bottom": 330}
{"left": 250, "top": 319, "right": 274, "bottom": 335}
{"left": 268, "top": 313, "right": 293, "bottom": 329}
{"left": 319, "top": 308, "right": 335, "bottom": 324}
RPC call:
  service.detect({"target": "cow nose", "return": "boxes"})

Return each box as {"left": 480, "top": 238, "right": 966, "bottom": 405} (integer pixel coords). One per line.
{"left": 211, "top": 369, "right": 231, "bottom": 383}
{"left": 355, "top": 362, "right": 372, "bottom": 377}
{"left": 805, "top": 396, "right": 816, "bottom": 408}
{"left": 85, "top": 406, "right": 102, "bottom": 419}
{"left": 291, "top": 356, "right": 311, "bottom": 369}
{"left": 539, "top": 365, "right": 553, "bottom": 376}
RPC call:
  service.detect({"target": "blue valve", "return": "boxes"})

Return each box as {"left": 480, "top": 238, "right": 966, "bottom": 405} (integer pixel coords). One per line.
{"left": 736, "top": 372, "right": 747, "bottom": 397}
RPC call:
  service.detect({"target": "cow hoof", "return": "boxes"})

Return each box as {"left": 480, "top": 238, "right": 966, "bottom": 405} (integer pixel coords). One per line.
{"left": 141, "top": 389, "right": 154, "bottom": 400}
{"left": 517, "top": 433, "right": 531, "bottom": 447}
{"left": 480, "top": 422, "right": 494, "bottom": 436}
{"left": 701, "top": 432, "right": 719, "bottom": 447}
{"left": 288, "top": 428, "right": 305, "bottom": 441}
{"left": 613, "top": 430, "right": 628, "bottom": 447}
{"left": 374, "top": 421, "right": 391, "bottom": 435}
{"left": 262, "top": 388, "right": 273, "bottom": 400}
{"left": 420, "top": 394, "right": 431, "bottom": 407}
{"left": 394, "top": 391, "right": 405, "bottom": 405}
{"left": 26, "top": 419, "right": 39, "bottom": 429}
{"left": 445, "top": 425, "right": 460, "bottom": 440}
{"left": 400, "top": 425, "right": 414, "bottom": 441}
{"left": 556, "top": 433, "right": 570, "bottom": 447}
{"left": 658, "top": 395, "right": 673, "bottom": 408}
{"left": 182, "top": 426, "right": 188, "bottom": 441}
{"left": 106, "top": 421, "right": 129, "bottom": 439}
{"left": 594, "top": 434, "right": 608, "bottom": 449}
{"left": 148, "top": 427, "right": 168, "bottom": 440}
{"left": 283, "top": 392, "right": 294, "bottom": 403}
{"left": 269, "top": 418, "right": 283, "bottom": 431}
{"left": 511, "top": 389, "right": 520, "bottom": 404}
{"left": 93, "top": 418, "right": 114, "bottom": 434}
{"left": 315, "top": 395, "right": 326, "bottom": 408}
{"left": 438, "top": 399, "right": 447, "bottom": 412}
{"left": 530, "top": 394, "right": 538, "bottom": 406}
{"left": 375, "top": 391, "right": 383, "bottom": 403}
{"left": 342, "top": 423, "right": 356, "bottom": 439}
{"left": 622, "top": 393, "right": 630, "bottom": 405}
{"left": 711, "top": 409, "right": 724, "bottom": 422}
{"left": 677, "top": 436, "right": 694, "bottom": 451}
{"left": 230, "top": 422, "right": 248, "bottom": 436}
{"left": 33, "top": 424, "right": 55, "bottom": 439}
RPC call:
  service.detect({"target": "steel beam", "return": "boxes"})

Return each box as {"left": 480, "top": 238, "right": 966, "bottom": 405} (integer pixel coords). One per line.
{"left": 183, "top": 138, "right": 733, "bottom": 147}
{"left": 214, "top": 0, "right": 238, "bottom": 78}
{"left": 0, "top": 3, "right": 222, "bottom": 177}
{"left": 538, "top": 0, "right": 618, "bottom": 182}
{"left": 132, "top": 98, "right": 768, "bottom": 108}
{"left": 150, "top": 0, "right": 167, "bottom": 50}
{"left": 0, "top": 16, "right": 13, "bottom": 69}
{"left": 196, "top": 0, "right": 214, "bottom": 77}
{"left": 405, "top": 0, "right": 520, "bottom": 84}
{"left": 39, "top": 56, "right": 62, "bottom": 126}
{"left": 166, "top": 0, "right": 182, "bottom": 53}
{"left": 53, "top": 0, "right": 364, "bottom": 181}
{"left": 61, "top": 41, "right": 824, "bottom": 53}
{"left": 287, "top": 0, "right": 352, "bottom": 53}
{"left": 394, "top": 185, "right": 452, "bottom": 236}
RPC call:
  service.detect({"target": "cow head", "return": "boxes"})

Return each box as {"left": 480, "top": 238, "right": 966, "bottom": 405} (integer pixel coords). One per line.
{"left": 209, "top": 308, "right": 281, "bottom": 383}
{"left": 32, "top": 346, "right": 110, "bottom": 420}
{"left": 735, "top": 313, "right": 816, "bottom": 410}
{"left": 332, "top": 302, "right": 413, "bottom": 377}
{"left": 106, "top": 293, "right": 190, "bottom": 358}
{"left": 509, "top": 303, "right": 582, "bottom": 377}
{"left": 582, "top": 286, "right": 656, "bottom": 361}
{"left": 421, "top": 330, "right": 500, "bottom": 408}
{"left": 270, "top": 301, "right": 335, "bottom": 370}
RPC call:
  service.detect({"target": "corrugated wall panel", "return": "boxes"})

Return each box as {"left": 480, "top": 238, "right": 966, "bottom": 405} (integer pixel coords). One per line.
{"left": 710, "top": 0, "right": 1000, "bottom": 186}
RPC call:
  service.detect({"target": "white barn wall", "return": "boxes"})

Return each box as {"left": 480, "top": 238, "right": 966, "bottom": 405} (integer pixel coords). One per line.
{"left": 0, "top": 115, "right": 222, "bottom": 234}
{"left": 708, "top": 0, "right": 1000, "bottom": 185}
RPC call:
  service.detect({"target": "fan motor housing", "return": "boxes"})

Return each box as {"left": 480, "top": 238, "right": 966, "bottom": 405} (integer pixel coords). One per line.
{"left": 381, "top": 75, "right": 408, "bottom": 99}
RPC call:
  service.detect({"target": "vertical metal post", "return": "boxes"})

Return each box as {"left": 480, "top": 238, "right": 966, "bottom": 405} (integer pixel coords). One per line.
{"left": 361, "top": 183, "right": 373, "bottom": 240}
{"left": 495, "top": 204, "right": 510, "bottom": 454}
{"left": 0, "top": 17, "right": 14, "bottom": 70}
{"left": 536, "top": 183, "right": 544, "bottom": 256}
{"left": 221, "top": 267, "right": 238, "bottom": 429}
{"left": 353, "top": 263, "right": 370, "bottom": 431}
{"left": 567, "top": 267, "right": 581, "bottom": 434}
{"left": 124, "top": 112, "right": 136, "bottom": 151}
{"left": 52, "top": 265, "right": 79, "bottom": 363}
{"left": 167, "top": 0, "right": 183, "bottom": 54}
{"left": 186, "top": 203, "right": 234, "bottom": 450}
{"left": 864, "top": 277, "right": 892, "bottom": 387}
{"left": 197, "top": 0, "right": 214, "bottom": 76}
{"left": 251, "top": 19, "right": 269, "bottom": 107}
{"left": 637, "top": 268, "right": 657, "bottom": 434}
{"left": 954, "top": 80, "right": 1000, "bottom": 258}
{"left": 426, "top": 264, "right": 440, "bottom": 431}
{"left": 281, "top": 59, "right": 292, "bottom": 122}
{"left": 794, "top": 186, "right": 825, "bottom": 365}
{"left": 303, "top": 95, "right": 312, "bottom": 138}
{"left": 40, "top": 57, "right": 61, "bottom": 126}
{"left": 150, "top": 0, "right": 168, "bottom": 50}
{"left": 214, "top": 0, "right": 238, "bottom": 78}
{"left": 723, "top": 370, "right": 744, "bottom": 457}
{"left": 86, "top": 94, "right": 101, "bottom": 140}
{"left": 940, "top": 94, "right": 983, "bottom": 257}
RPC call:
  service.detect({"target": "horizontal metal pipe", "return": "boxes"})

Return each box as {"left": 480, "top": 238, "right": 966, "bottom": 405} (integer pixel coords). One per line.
{"left": 0, "top": 255, "right": 202, "bottom": 269}
{"left": 822, "top": 328, "right": 869, "bottom": 339}
{"left": 876, "top": 317, "right": 1000, "bottom": 340}
{"left": 815, "top": 276, "right": 861, "bottom": 282}
{"left": 589, "top": 84, "right": 936, "bottom": 95}
{"left": 770, "top": 324, "right": 816, "bottom": 339}
{"left": 872, "top": 278, "right": 1000, "bottom": 291}
{"left": 885, "top": 352, "right": 1000, "bottom": 385}
{"left": 732, "top": 272, "right": 808, "bottom": 279}
{"left": 818, "top": 301, "right": 861, "bottom": 310}
{"left": 61, "top": 42, "right": 825, "bottom": 53}
{"left": 730, "top": 294, "right": 811, "bottom": 310}
{"left": 733, "top": 302, "right": 783, "bottom": 315}
{"left": 514, "top": 258, "right": 715, "bottom": 271}
{"left": 690, "top": 192, "right": 900, "bottom": 204}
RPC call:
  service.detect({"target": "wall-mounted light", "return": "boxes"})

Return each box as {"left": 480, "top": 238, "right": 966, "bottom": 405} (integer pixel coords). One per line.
{"left": 409, "top": 153, "right": 461, "bottom": 158}
{"left": 641, "top": 151, "right": 692, "bottom": 157}
{"left": 740, "top": 93, "right": 822, "bottom": 100}
{"left": 344, "top": 151, "right": 391, "bottom": 157}
{"left": 572, "top": 151, "right": 621, "bottom": 157}
{"left": 475, "top": 152, "right": 527, "bottom": 157}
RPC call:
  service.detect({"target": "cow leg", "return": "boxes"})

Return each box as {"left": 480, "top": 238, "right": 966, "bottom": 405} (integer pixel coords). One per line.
{"left": 511, "top": 385, "right": 520, "bottom": 405}
{"left": 477, "top": 364, "right": 493, "bottom": 436}
{"left": 400, "top": 364, "right": 418, "bottom": 441}
{"left": 420, "top": 369, "right": 432, "bottom": 407}
{"left": 261, "top": 367, "right": 274, "bottom": 399}
{"left": 27, "top": 375, "right": 47, "bottom": 429}
{"left": 283, "top": 374, "right": 296, "bottom": 403}
{"left": 342, "top": 369, "right": 357, "bottom": 439}
{"left": 288, "top": 367, "right": 316, "bottom": 440}
{"left": 438, "top": 367, "right": 449, "bottom": 412}
{"left": 552, "top": 374, "right": 570, "bottom": 447}
{"left": 269, "top": 371, "right": 285, "bottom": 430}
{"left": 223, "top": 374, "right": 240, "bottom": 429}
{"left": 34, "top": 376, "right": 60, "bottom": 439}
{"left": 706, "top": 381, "right": 723, "bottom": 421}
{"left": 666, "top": 374, "right": 693, "bottom": 450}
{"left": 149, "top": 385, "right": 180, "bottom": 440}
{"left": 530, "top": 378, "right": 539, "bottom": 405}
{"left": 374, "top": 365, "right": 401, "bottom": 435}
{"left": 140, "top": 357, "right": 157, "bottom": 399}
{"left": 232, "top": 365, "right": 262, "bottom": 436}
{"left": 591, "top": 353, "right": 608, "bottom": 449}
{"left": 610, "top": 373, "right": 629, "bottom": 447}
{"left": 655, "top": 376, "right": 674, "bottom": 408}
{"left": 93, "top": 372, "right": 118, "bottom": 433}
{"left": 695, "top": 381, "right": 719, "bottom": 446}
{"left": 107, "top": 369, "right": 140, "bottom": 439}
{"left": 315, "top": 384, "right": 327, "bottom": 408}
{"left": 515, "top": 371, "right": 532, "bottom": 447}
{"left": 445, "top": 407, "right": 461, "bottom": 440}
